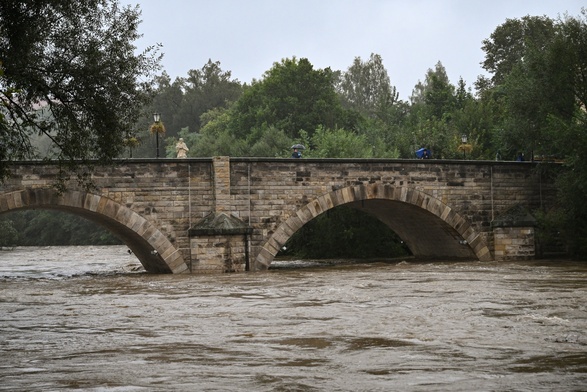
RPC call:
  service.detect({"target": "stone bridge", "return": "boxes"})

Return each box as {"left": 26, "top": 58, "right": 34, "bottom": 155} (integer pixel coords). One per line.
{"left": 0, "top": 157, "right": 556, "bottom": 273}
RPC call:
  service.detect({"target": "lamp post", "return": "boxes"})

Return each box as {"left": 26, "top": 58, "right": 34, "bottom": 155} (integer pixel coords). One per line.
{"left": 154, "top": 113, "right": 160, "bottom": 158}
{"left": 461, "top": 134, "right": 468, "bottom": 159}
{"left": 124, "top": 133, "right": 138, "bottom": 158}
{"left": 151, "top": 112, "right": 165, "bottom": 158}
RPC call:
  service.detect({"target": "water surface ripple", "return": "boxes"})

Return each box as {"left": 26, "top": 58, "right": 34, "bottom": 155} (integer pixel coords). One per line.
{"left": 0, "top": 246, "right": 586, "bottom": 391}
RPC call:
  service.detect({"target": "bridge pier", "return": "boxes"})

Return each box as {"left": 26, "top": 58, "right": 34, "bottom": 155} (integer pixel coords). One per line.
{"left": 188, "top": 212, "right": 252, "bottom": 273}
{"left": 188, "top": 156, "right": 253, "bottom": 273}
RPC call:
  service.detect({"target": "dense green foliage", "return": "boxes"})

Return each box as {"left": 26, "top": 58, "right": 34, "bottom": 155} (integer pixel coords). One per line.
{"left": 130, "top": 61, "right": 243, "bottom": 158}
{"left": 0, "top": 0, "right": 161, "bottom": 188}
{"left": 337, "top": 53, "right": 399, "bottom": 118}
{"left": 0, "top": 219, "right": 19, "bottom": 249}
{"left": 480, "top": 12, "right": 587, "bottom": 257}
{"left": 0, "top": 210, "right": 121, "bottom": 247}
{"left": 279, "top": 206, "right": 410, "bottom": 259}
{"left": 231, "top": 57, "right": 351, "bottom": 141}
{"left": 2, "top": 6, "right": 587, "bottom": 258}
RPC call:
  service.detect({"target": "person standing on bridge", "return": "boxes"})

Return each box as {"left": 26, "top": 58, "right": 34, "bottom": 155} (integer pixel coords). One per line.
{"left": 291, "top": 143, "right": 304, "bottom": 158}
{"left": 175, "top": 138, "right": 189, "bottom": 158}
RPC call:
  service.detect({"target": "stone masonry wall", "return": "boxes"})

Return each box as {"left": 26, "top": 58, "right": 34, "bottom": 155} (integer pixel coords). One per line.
{"left": 190, "top": 234, "right": 248, "bottom": 273}
{"left": 228, "top": 159, "right": 551, "bottom": 264}
{"left": 494, "top": 227, "right": 536, "bottom": 260}
{"left": 1, "top": 158, "right": 557, "bottom": 272}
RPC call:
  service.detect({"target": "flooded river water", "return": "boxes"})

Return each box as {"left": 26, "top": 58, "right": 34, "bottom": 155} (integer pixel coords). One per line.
{"left": 0, "top": 246, "right": 586, "bottom": 391}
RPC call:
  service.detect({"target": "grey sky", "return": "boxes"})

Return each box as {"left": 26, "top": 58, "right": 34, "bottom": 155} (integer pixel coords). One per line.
{"left": 123, "top": 0, "right": 584, "bottom": 100}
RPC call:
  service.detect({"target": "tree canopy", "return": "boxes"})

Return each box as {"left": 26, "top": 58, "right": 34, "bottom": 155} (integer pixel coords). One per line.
{"left": 229, "top": 57, "right": 350, "bottom": 142}
{"left": 480, "top": 15, "right": 557, "bottom": 86}
{"left": 0, "top": 0, "right": 161, "bottom": 187}
{"left": 337, "top": 53, "right": 398, "bottom": 118}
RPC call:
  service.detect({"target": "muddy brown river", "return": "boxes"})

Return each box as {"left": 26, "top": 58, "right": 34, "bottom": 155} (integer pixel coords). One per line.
{"left": 0, "top": 246, "right": 586, "bottom": 391}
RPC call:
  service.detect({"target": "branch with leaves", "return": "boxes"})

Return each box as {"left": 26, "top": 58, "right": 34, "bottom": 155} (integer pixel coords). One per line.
{"left": 0, "top": 0, "right": 162, "bottom": 188}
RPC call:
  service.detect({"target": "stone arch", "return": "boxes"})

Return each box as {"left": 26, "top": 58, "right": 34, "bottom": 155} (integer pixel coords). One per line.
{"left": 254, "top": 183, "right": 492, "bottom": 270}
{"left": 0, "top": 188, "right": 188, "bottom": 273}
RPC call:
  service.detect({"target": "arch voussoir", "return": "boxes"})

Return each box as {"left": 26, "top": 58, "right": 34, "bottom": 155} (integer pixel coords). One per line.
{"left": 282, "top": 216, "right": 301, "bottom": 236}
{"left": 440, "top": 204, "right": 452, "bottom": 221}
{"left": 341, "top": 187, "right": 355, "bottom": 203}
{"left": 84, "top": 193, "right": 101, "bottom": 211}
{"left": 265, "top": 236, "right": 283, "bottom": 255}
{"left": 330, "top": 188, "right": 347, "bottom": 207}
{"left": 61, "top": 190, "right": 84, "bottom": 208}
{"left": 427, "top": 198, "right": 443, "bottom": 216}
{"left": 354, "top": 184, "right": 368, "bottom": 200}
{"left": 296, "top": 205, "right": 314, "bottom": 223}
{"left": 307, "top": 199, "right": 322, "bottom": 217}
{"left": 317, "top": 193, "right": 333, "bottom": 211}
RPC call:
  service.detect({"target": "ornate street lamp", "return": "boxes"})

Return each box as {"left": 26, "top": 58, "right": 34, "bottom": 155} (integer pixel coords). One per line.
{"left": 150, "top": 112, "right": 166, "bottom": 158}
{"left": 458, "top": 134, "right": 472, "bottom": 159}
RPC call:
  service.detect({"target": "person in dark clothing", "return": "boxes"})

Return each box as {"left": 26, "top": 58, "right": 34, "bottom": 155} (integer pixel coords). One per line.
{"left": 292, "top": 148, "right": 302, "bottom": 158}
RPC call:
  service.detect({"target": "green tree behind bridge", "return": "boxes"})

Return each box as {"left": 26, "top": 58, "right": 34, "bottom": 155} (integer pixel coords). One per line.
{"left": 0, "top": 210, "right": 121, "bottom": 247}
{"left": 0, "top": 0, "right": 161, "bottom": 188}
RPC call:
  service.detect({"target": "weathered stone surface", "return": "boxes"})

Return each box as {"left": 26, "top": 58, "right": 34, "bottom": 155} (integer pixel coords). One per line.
{"left": 491, "top": 204, "right": 537, "bottom": 228}
{"left": 0, "top": 158, "right": 558, "bottom": 273}
{"left": 189, "top": 211, "right": 252, "bottom": 236}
